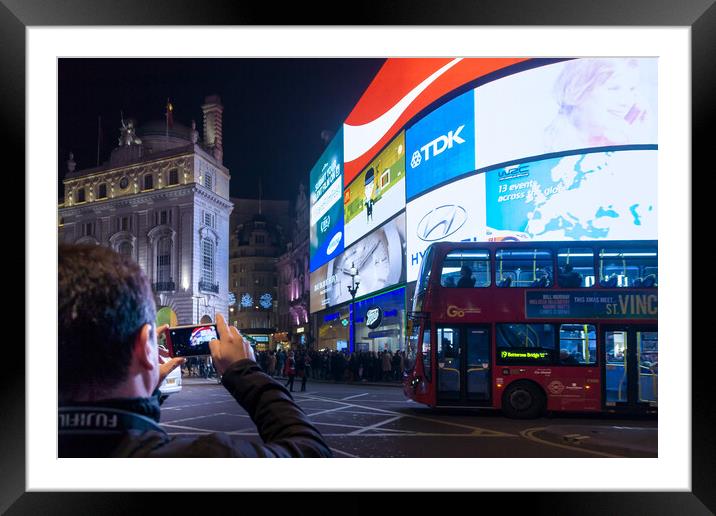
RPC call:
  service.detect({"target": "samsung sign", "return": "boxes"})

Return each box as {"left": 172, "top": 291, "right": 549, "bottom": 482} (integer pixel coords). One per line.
{"left": 405, "top": 90, "right": 476, "bottom": 200}
{"left": 406, "top": 174, "right": 487, "bottom": 282}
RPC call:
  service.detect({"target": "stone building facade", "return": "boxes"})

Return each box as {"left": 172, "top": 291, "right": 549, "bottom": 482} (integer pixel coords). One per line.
{"left": 276, "top": 183, "right": 310, "bottom": 348}
{"left": 58, "top": 95, "right": 233, "bottom": 326}
{"left": 228, "top": 199, "right": 289, "bottom": 334}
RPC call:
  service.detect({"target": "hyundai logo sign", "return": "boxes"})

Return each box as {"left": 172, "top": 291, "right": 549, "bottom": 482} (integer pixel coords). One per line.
{"left": 416, "top": 205, "right": 467, "bottom": 242}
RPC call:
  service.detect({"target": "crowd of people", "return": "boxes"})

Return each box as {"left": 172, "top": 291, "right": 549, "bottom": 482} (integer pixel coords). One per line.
{"left": 250, "top": 348, "right": 411, "bottom": 385}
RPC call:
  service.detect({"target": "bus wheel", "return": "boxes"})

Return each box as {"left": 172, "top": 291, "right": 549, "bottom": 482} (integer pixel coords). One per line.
{"left": 502, "top": 381, "right": 545, "bottom": 419}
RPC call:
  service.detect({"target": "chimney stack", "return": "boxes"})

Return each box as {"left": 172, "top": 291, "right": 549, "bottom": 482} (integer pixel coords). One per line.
{"left": 201, "top": 95, "right": 223, "bottom": 164}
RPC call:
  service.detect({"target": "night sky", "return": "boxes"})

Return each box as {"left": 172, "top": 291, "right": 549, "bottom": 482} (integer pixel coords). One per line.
{"left": 58, "top": 58, "right": 386, "bottom": 201}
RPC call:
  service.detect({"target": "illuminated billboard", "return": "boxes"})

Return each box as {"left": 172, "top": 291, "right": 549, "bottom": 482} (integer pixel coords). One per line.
{"left": 309, "top": 128, "right": 344, "bottom": 272}
{"left": 343, "top": 131, "right": 406, "bottom": 247}
{"left": 310, "top": 212, "right": 406, "bottom": 314}
{"left": 475, "top": 58, "right": 658, "bottom": 169}
{"left": 405, "top": 89, "right": 476, "bottom": 200}
{"left": 484, "top": 149, "right": 657, "bottom": 241}
{"left": 405, "top": 174, "right": 487, "bottom": 282}
{"left": 343, "top": 58, "right": 527, "bottom": 185}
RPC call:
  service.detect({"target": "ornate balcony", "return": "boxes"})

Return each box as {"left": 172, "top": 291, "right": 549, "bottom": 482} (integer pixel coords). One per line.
{"left": 199, "top": 280, "right": 219, "bottom": 293}
{"left": 153, "top": 280, "right": 176, "bottom": 292}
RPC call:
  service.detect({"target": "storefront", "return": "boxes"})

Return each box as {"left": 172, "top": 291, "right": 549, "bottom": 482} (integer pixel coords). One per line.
{"left": 352, "top": 287, "right": 406, "bottom": 353}
{"left": 315, "top": 306, "right": 350, "bottom": 351}
{"left": 245, "top": 333, "right": 271, "bottom": 352}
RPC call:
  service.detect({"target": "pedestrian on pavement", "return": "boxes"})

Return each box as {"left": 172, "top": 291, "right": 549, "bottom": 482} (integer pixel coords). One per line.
{"left": 382, "top": 350, "right": 393, "bottom": 382}
{"left": 284, "top": 351, "right": 297, "bottom": 392}
{"left": 296, "top": 351, "right": 308, "bottom": 392}
{"left": 58, "top": 244, "right": 331, "bottom": 458}
{"left": 268, "top": 351, "right": 277, "bottom": 377}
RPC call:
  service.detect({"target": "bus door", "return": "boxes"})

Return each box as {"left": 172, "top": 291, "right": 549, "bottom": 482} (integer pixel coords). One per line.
{"left": 436, "top": 325, "right": 491, "bottom": 404}
{"left": 602, "top": 326, "right": 658, "bottom": 410}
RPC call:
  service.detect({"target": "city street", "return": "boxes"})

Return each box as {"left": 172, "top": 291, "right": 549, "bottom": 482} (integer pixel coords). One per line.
{"left": 161, "top": 378, "right": 657, "bottom": 458}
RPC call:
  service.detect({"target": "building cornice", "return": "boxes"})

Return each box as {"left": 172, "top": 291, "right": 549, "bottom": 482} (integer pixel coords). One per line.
{"left": 58, "top": 184, "right": 195, "bottom": 215}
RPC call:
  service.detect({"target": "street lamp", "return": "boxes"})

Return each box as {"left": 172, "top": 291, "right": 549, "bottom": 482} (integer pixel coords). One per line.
{"left": 346, "top": 262, "right": 360, "bottom": 352}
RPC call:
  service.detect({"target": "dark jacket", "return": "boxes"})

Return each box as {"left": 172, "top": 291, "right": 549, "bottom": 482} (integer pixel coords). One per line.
{"left": 58, "top": 359, "right": 332, "bottom": 457}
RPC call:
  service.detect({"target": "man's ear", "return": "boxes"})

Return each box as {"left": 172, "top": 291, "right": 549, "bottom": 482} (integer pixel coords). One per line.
{"left": 133, "top": 323, "right": 156, "bottom": 371}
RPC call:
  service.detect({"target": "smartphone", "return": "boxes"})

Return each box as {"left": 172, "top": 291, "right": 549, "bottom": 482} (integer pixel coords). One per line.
{"left": 163, "top": 324, "right": 219, "bottom": 357}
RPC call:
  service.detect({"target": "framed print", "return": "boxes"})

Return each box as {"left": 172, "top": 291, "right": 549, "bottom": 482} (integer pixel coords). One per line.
{"left": 6, "top": 0, "right": 712, "bottom": 512}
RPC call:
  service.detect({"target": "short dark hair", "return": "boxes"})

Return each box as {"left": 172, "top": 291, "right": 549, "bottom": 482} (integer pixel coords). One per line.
{"left": 58, "top": 244, "right": 156, "bottom": 401}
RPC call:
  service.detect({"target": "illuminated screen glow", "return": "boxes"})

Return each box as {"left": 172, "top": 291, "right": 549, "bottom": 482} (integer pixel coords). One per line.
{"left": 406, "top": 174, "right": 486, "bottom": 282}
{"left": 343, "top": 131, "right": 406, "bottom": 247}
{"left": 475, "top": 58, "right": 658, "bottom": 169}
{"left": 405, "top": 89, "right": 476, "bottom": 200}
{"left": 485, "top": 149, "right": 657, "bottom": 241}
{"left": 311, "top": 212, "right": 406, "bottom": 313}
{"left": 310, "top": 57, "right": 658, "bottom": 312}
{"left": 309, "top": 128, "right": 345, "bottom": 272}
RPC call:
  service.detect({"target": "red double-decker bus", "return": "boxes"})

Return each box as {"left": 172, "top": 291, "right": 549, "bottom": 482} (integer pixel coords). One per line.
{"left": 404, "top": 240, "right": 657, "bottom": 418}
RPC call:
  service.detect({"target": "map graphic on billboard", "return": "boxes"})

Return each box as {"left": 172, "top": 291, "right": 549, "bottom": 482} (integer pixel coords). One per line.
{"left": 343, "top": 131, "right": 406, "bottom": 247}
{"left": 310, "top": 128, "right": 345, "bottom": 272}
{"left": 406, "top": 89, "right": 476, "bottom": 200}
{"left": 484, "top": 149, "right": 657, "bottom": 241}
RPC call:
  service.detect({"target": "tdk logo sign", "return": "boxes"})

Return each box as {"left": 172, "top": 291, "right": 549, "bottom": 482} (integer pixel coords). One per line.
{"left": 410, "top": 125, "right": 466, "bottom": 169}
{"left": 417, "top": 205, "right": 467, "bottom": 242}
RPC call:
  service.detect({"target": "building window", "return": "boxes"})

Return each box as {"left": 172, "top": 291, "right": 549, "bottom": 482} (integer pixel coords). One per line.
{"left": 160, "top": 210, "right": 168, "bottom": 225}
{"left": 77, "top": 188, "right": 86, "bottom": 203}
{"left": 98, "top": 183, "right": 107, "bottom": 199}
{"left": 255, "top": 235, "right": 265, "bottom": 244}
{"left": 118, "top": 241, "right": 132, "bottom": 259}
{"left": 169, "top": 169, "right": 179, "bottom": 185}
{"left": 82, "top": 222, "right": 93, "bottom": 236}
{"left": 203, "top": 211, "right": 215, "bottom": 228}
{"left": 143, "top": 174, "right": 154, "bottom": 191}
{"left": 201, "top": 239, "right": 215, "bottom": 284}
{"left": 156, "top": 236, "right": 172, "bottom": 284}
{"left": 204, "top": 172, "right": 213, "bottom": 190}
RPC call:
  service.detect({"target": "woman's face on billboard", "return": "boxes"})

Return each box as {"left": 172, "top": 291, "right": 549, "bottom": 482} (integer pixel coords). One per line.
{"left": 577, "top": 61, "right": 641, "bottom": 143}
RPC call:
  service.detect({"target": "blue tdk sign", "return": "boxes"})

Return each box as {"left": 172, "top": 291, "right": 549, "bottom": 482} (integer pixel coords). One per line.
{"left": 406, "top": 90, "right": 476, "bottom": 200}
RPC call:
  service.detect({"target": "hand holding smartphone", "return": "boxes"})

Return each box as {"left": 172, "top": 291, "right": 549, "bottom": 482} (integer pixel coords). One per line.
{"left": 163, "top": 324, "right": 219, "bottom": 357}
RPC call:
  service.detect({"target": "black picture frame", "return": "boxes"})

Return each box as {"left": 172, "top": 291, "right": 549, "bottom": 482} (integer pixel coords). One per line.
{"left": 5, "top": 0, "right": 711, "bottom": 513}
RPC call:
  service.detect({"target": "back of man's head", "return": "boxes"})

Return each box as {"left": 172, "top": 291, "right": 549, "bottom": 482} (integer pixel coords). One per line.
{"left": 58, "top": 244, "right": 155, "bottom": 402}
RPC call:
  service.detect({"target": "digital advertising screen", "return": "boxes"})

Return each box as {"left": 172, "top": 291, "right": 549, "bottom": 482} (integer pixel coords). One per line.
{"left": 310, "top": 212, "right": 406, "bottom": 313}
{"left": 405, "top": 173, "right": 487, "bottom": 282}
{"left": 484, "top": 149, "right": 657, "bottom": 241}
{"left": 310, "top": 128, "right": 345, "bottom": 272}
{"left": 343, "top": 131, "right": 406, "bottom": 247}
{"left": 405, "top": 89, "right": 476, "bottom": 200}
{"left": 475, "top": 58, "right": 658, "bottom": 170}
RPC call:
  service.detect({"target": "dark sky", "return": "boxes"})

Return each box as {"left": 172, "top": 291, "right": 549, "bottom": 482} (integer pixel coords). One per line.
{"left": 58, "top": 58, "right": 386, "bottom": 201}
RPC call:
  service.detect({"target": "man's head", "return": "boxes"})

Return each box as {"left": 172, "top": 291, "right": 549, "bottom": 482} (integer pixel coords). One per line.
{"left": 58, "top": 244, "right": 158, "bottom": 402}
{"left": 460, "top": 265, "right": 472, "bottom": 277}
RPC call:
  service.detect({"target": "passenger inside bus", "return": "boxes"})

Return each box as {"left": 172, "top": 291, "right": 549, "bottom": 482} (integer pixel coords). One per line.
{"left": 559, "top": 349, "right": 580, "bottom": 365}
{"left": 530, "top": 267, "right": 552, "bottom": 288}
{"left": 599, "top": 274, "right": 618, "bottom": 288}
{"left": 558, "top": 263, "right": 583, "bottom": 288}
{"left": 457, "top": 265, "right": 476, "bottom": 288}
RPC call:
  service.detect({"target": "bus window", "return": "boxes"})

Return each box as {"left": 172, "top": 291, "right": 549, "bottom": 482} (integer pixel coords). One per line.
{"left": 557, "top": 248, "right": 594, "bottom": 288}
{"left": 440, "top": 249, "right": 490, "bottom": 288}
{"left": 599, "top": 247, "right": 658, "bottom": 288}
{"left": 414, "top": 246, "right": 435, "bottom": 311}
{"left": 496, "top": 323, "right": 556, "bottom": 365}
{"left": 422, "top": 328, "right": 432, "bottom": 381}
{"left": 558, "top": 324, "right": 597, "bottom": 365}
{"left": 496, "top": 248, "right": 553, "bottom": 288}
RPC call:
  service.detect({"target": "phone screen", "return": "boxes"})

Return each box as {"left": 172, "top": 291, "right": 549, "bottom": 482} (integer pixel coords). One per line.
{"left": 167, "top": 325, "right": 218, "bottom": 357}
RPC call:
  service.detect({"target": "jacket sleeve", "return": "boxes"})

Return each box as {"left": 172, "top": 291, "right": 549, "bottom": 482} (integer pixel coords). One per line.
{"left": 220, "top": 359, "right": 333, "bottom": 457}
